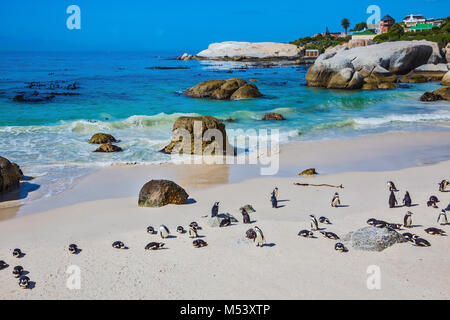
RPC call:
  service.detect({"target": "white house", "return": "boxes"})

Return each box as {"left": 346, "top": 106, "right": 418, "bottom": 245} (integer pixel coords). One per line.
{"left": 403, "top": 14, "right": 426, "bottom": 28}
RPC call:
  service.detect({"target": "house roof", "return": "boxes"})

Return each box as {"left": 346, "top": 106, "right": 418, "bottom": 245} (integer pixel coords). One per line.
{"left": 403, "top": 14, "right": 425, "bottom": 21}
{"left": 352, "top": 29, "right": 376, "bottom": 35}
{"left": 381, "top": 15, "right": 395, "bottom": 22}
{"left": 409, "top": 23, "right": 434, "bottom": 30}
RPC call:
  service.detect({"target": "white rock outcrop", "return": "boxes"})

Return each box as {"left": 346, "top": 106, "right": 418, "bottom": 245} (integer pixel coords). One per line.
{"left": 197, "top": 41, "right": 301, "bottom": 59}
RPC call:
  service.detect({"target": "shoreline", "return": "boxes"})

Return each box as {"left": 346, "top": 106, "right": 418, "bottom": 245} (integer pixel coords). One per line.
{"left": 3, "top": 128, "right": 450, "bottom": 220}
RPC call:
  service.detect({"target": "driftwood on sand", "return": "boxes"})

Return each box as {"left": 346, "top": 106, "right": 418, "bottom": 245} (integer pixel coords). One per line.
{"left": 294, "top": 182, "right": 344, "bottom": 189}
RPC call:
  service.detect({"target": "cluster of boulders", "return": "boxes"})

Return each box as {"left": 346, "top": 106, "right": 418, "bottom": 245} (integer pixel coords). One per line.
{"left": 160, "top": 116, "right": 234, "bottom": 155}
{"left": 177, "top": 53, "right": 195, "bottom": 61}
{"left": 306, "top": 40, "right": 445, "bottom": 90}
{"left": 420, "top": 87, "right": 450, "bottom": 102}
{"left": 184, "top": 78, "right": 262, "bottom": 100}
{"left": 13, "top": 80, "right": 81, "bottom": 103}
{"left": 0, "top": 157, "right": 23, "bottom": 195}
{"left": 89, "top": 133, "right": 122, "bottom": 153}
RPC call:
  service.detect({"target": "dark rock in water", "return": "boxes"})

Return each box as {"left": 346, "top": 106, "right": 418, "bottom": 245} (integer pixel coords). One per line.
{"left": 420, "top": 91, "right": 444, "bottom": 102}
{"left": 184, "top": 78, "right": 262, "bottom": 100}
{"left": 432, "top": 87, "right": 450, "bottom": 101}
{"left": 89, "top": 133, "right": 118, "bottom": 144}
{"left": 13, "top": 91, "right": 55, "bottom": 103}
{"left": 138, "top": 179, "right": 189, "bottom": 208}
{"left": 262, "top": 113, "right": 285, "bottom": 121}
{"left": 0, "top": 157, "right": 23, "bottom": 194}
{"left": 343, "top": 226, "right": 406, "bottom": 252}
{"left": 298, "top": 168, "right": 318, "bottom": 176}
{"left": 160, "top": 116, "right": 234, "bottom": 155}
{"left": 94, "top": 144, "right": 123, "bottom": 153}
{"left": 145, "top": 66, "right": 190, "bottom": 70}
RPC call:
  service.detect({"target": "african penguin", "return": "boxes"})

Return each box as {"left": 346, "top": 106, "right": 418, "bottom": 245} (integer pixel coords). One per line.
{"left": 402, "top": 232, "right": 414, "bottom": 242}
{"left": 211, "top": 202, "right": 219, "bottom": 217}
{"left": 18, "top": 276, "right": 30, "bottom": 289}
{"left": 176, "top": 226, "right": 185, "bottom": 234}
{"left": 320, "top": 231, "right": 340, "bottom": 240}
{"left": 12, "top": 266, "right": 23, "bottom": 278}
{"left": 429, "top": 195, "right": 440, "bottom": 204}
{"left": 437, "top": 210, "right": 448, "bottom": 225}
{"left": 403, "top": 211, "right": 413, "bottom": 228}
{"left": 331, "top": 192, "right": 340, "bottom": 207}
{"left": 298, "top": 230, "right": 314, "bottom": 238}
{"left": 145, "top": 242, "right": 165, "bottom": 250}
{"left": 159, "top": 225, "right": 170, "bottom": 239}
{"left": 319, "top": 216, "right": 331, "bottom": 224}
{"left": 147, "top": 226, "right": 155, "bottom": 234}
{"left": 389, "top": 190, "right": 398, "bottom": 208}
{"left": 271, "top": 192, "right": 277, "bottom": 208}
{"left": 189, "top": 222, "right": 199, "bottom": 229}
{"left": 334, "top": 243, "right": 346, "bottom": 253}
{"left": 439, "top": 180, "right": 449, "bottom": 192}
{"left": 12, "top": 248, "right": 22, "bottom": 258}
{"left": 310, "top": 215, "right": 319, "bottom": 231}
{"left": 403, "top": 191, "right": 412, "bottom": 207}
{"left": 254, "top": 226, "right": 265, "bottom": 247}
{"left": 219, "top": 218, "right": 231, "bottom": 227}
{"left": 424, "top": 227, "right": 446, "bottom": 236}
{"left": 387, "top": 181, "right": 398, "bottom": 192}
{"left": 112, "top": 241, "right": 125, "bottom": 249}
{"left": 0, "top": 260, "right": 7, "bottom": 270}
{"left": 241, "top": 208, "right": 251, "bottom": 224}
{"left": 413, "top": 238, "right": 431, "bottom": 247}
{"left": 192, "top": 239, "right": 207, "bottom": 248}
{"left": 68, "top": 244, "right": 78, "bottom": 254}
{"left": 188, "top": 226, "right": 198, "bottom": 238}
{"left": 245, "top": 229, "right": 257, "bottom": 240}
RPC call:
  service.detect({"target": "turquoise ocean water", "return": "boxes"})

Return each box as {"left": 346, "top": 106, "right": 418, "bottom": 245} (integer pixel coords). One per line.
{"left": 0, "top": 51, "right": 449, "bottom": 200}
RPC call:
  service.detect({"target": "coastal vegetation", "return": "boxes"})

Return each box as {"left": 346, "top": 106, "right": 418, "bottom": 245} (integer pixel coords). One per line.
{"left": 341, "top": 18, "right": 350, "bottom": 35}
{"left": 289, "top": 34, "right": 351, "bottom": 51}
{"left": 373, "top": 17, "right": 450, "bottom": 46}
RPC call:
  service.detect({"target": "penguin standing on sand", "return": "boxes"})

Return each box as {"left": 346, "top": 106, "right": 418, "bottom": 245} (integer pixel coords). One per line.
{"left": 240, "top": 208, "right": 251, "bottom": 224}
{"left": 253, "top": 226, "right": 265, "bottom": 247}
{"left": 271, "top": 192, "right": 278, "bottom": 208}
{"left": 188, "top": 226, "right": 198, "bottom": 238}
{"left": 159, "top": 225, "right": 170, "bottom": 239}
{"left": 403, "top": 191, "right": 412, "bottom": 207}
{"left": 387, "top": 181, "right": 398, "bottom": 192}
{"left": 403, "top": 211, "right": 413, "bottom": 228}
{"left": 310, "top": 215, "right": 319, "bottom": 231}
{"left": 439, "top": 180, "right": 449, "bottom": 192}
{"left": 211, "top": 202, "right": 219, "bottom": 217}
{"left": 389, "top": 190, "right": 398, "bottom": 208}
{"left": 331, "top": 193, "right": 340, "bottom": 207}
{"left": 437, "top": 209, "right": 448, "bottom": 225}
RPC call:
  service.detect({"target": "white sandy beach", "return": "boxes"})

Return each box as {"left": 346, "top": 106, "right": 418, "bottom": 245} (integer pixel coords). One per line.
{"left": 1, "top": 130, "right": 450, "bottom": 299}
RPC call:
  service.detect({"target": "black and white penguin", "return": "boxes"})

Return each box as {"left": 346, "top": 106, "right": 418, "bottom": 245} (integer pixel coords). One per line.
{"left": 437, "top": 209, "right": 448, "bottom": 225}
{"left": 188, "top": 226, "right": 198, "bottom": 238}
{"left": 413, "top": 238, "right": 431, "bottom": 247}
{"left": 429, "top": 195, "right": 440, "bottom": 204}
{"left": 241, "top": 208, "right": 251, "bottom": 224}
{"left": 319, "top": 216, "right": 331, "bottom": 224}
{"left": 211, "top": 202, "right": 219, "bottom": 217}
{"left": 425, "top": 227, "right": 446, "bottom": 236}
{"left": 219, "top": 218, "right": 231, "bottom": 227}
{"left": 68, "top": 244, "right": 78, "bottom": 254}
{"left": 320, "top": 231, "right": 340, "bottom": 240}
{"left": 298, "top": 230, "right": 314, "bottom": 238}
{"left": 373, "top": 220, "right": 388, "bottom": 228}
{"left": 427, "top": 200, "right": 438, "bottom": 208}
{"left": 439, "top": 180, "right": 449, "bottom": 192}
{"left": 331, "top": 192, "right": 340, "bottom": 207}
{"left": 112, "top": 241, "right": 125, "bottom": 249}
{"left": 387, "top": 223, "right": 402, "bottom": 230}
{"left": 271, "top": 192, "right": 277, "bottom": 208}
{"left": 246, "top": 228, "right": 257, "bottom": 240}
{"left": 334, "top": 243, "right": 347, "bottom": 253}
{"left": 145, "top": 242, "right": 165, "bottom": 250}
{"left": 367, "top": 218, "right": 377, "bottom": 226}
{"left": 147, "top": 226, "right": 155, "bottom": 234}
{"left": 389, "top": 190, "right": 398, "bottom": 208}
{"left": 159, "top": 225, "right": 170, "bottom": 239}
{"left": 189, "top": 222, "right": 199, "bottom": 229}
{"left": 403, "top": 191, "right": 412, "bottom": 207}
{"left": 387, "top": 181, "right": 398, "bottom": 192}
{"left": 12, "top": 266, "right": 23, "bottom": 278}
{"left": 176, "top": 226, "right": 185, "bottom": 234}
{"left": 18, "top": 276, "right": 30, "bottom": 289}
{"left": 192, "top": 239, "right": 207, "bottom": 248}
{"left": 0, "top": 260, "right": 7, "bottom": 270}
{"left": 402, "top": 232, "right": 414, "bottom": 242}
{"left": 12, "top": 248, "right": 22, "bottom": 258}
{"left": 254, "top": 226, "right": 265, "bottom": 247}
{"left": 310, "top": 215, "right": 319, "bottom": 231}
{"left": 403, "top": 211, "right": 413, "bottom": 228}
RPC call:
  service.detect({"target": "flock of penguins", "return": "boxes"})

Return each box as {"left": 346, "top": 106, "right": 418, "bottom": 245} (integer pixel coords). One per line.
{"left": 0, "top": 179, "right": 449, "bottom": 290}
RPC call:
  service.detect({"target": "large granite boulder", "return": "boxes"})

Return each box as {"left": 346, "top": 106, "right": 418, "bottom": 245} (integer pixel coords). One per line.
{"left": 89, "top": 133, "right": 117, "bottom": 144}
{"left": 184, "top": 79, "right": 262, "bottom": 100}
{"left": 432, "top": 87, "right": 450, "bottom": 100}
{"left": 401, "top": 63, "right": 448, "bottom": 83}
{"left": 445, "top": 43, "right": 450, "bottom": 63}
{"left": 306, "top": 40, "right": 444, "bottom": 90}
{"left": 196, "top": 41, "right": 301, "bottom": 60}
{"left": 138, "top": 180, "right": 189, "bottom": 207}
{"left": 442, "top": 71, "right": 450, "bottom": 86}
{"left": 0, "top": 157, "right": 23, "bottom": 194}
{"left": 420, "top": 91, "right": 444, "bottom": 102}
{"left": 161, "top": 116, "right": 234, "bottom": 155}
{"left": 343, "top": 226, "right": 406, "bottom": 252}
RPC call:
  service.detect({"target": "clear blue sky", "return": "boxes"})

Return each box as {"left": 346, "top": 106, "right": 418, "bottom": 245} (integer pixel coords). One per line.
{"left": 0, "top": 0, "right": 447, "bottom": 52}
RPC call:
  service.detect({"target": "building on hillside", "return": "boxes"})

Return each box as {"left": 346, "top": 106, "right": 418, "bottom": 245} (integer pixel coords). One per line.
{"left": 304, "top": 49, "right": 320, "bottom": 58}
{"left": 313, "top": 32, "right": 344, "bottom": 38}
{"left": 403, "top": 14, "right": 426, "bottom": 27}
{"left": 380, "top": 15, "right": 395, "bottom": 33}
{"left": 426, "top": 18, "right": 443, "bottom": 26}
{"left": 407, "top": 23, "right": 434, "bottom": 32}
{"left": 351, "top": 29, "right": 377, "bottom": 40}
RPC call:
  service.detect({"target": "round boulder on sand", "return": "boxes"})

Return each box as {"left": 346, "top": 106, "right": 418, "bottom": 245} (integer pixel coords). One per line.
{"left": 343, "top": 226, "right": 406, "bottom": 252}
{"left": 89, "top": 133, "right": 117, "bottom": 144}
{"left": 0, "top": 156, "right": 23, "bottom": 194}
{"left": 138, "top": 179, "right": 189, "bottom": 207}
